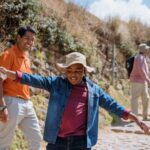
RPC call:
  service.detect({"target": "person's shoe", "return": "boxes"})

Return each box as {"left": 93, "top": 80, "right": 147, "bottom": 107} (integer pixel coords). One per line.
{"left": 143, "top": 117, "right": 150, "bottom": 121}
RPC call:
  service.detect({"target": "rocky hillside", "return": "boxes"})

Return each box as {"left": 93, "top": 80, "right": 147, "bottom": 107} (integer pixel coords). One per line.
{"left": 39, "top": 0, "right": 150, "bottom": 80}
{"left": 1, "top": 0, "right": 150, "bottom": 82}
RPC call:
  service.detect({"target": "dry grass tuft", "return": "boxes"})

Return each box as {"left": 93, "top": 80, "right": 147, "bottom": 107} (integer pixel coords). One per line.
{"left": 39, "top": 0, "right": 102, "bottom": 47}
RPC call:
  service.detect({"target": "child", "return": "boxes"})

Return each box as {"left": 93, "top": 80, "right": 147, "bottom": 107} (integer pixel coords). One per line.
{"left": 0, "top": 52, "right": 149, "bottom": 150}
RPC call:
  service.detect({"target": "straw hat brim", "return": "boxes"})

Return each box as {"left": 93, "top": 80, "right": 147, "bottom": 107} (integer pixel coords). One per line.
{"left": 56, "top": 61, "right": 95, "bottom": 73}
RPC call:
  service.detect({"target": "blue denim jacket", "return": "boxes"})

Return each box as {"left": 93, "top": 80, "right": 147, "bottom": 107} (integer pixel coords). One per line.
{"left": 21, "top": 73, "right": 126, "bottom": 148}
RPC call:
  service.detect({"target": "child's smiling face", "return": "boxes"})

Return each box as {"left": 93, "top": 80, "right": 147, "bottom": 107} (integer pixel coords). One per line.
{"left": 65, "top": 63, "right": 85, "bottom": 85}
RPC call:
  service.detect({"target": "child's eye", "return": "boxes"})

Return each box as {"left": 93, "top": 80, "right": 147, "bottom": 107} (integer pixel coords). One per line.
{"left": 66, "top": 70, "right": 83, "bottom": 74}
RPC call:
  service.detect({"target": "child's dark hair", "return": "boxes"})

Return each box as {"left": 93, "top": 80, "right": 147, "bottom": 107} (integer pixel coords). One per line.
{"left": 17, "top": 26, "right": 36, "bottom": 37}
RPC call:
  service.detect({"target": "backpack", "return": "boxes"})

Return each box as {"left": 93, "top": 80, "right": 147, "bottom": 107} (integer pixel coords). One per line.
{"left": 125, "top": 56, "right": 135, "bottom": 78}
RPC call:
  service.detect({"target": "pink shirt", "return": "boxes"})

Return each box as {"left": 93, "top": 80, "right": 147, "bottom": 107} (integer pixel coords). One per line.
{"left": 130, "top": 54, "right": 150, "bottom": 84}
{"left": 58, "top": 82, "right": 88, "bottom": 137}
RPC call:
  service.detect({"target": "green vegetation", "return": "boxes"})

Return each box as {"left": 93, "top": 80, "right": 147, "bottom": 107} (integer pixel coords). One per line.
{"left": 119, "top": 42, "right": 136, "bottom": 58}
{"left": 99, "top": 80, "right": 130, "bottom": 126}
{"left": 11, "top": 129, "right": 28, "bottom": 150}
{"left": 0, "top": 0, "right": 38, "bottom": 37}
{"left": 0, "top": 0, "right": 94, "bottom": 55}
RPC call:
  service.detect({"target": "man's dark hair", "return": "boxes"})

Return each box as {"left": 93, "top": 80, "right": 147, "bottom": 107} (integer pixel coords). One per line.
{"left": 17, "top": 26, "right": 36, "bottom": 37}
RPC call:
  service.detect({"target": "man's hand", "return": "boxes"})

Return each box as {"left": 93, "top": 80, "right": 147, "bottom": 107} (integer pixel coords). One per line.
{"left": 0, "top": 108, "right": 9, "bottom": 123}
{"left": 0, "top": 66, "right": 8, "bottom": 74}
{"left": 0, "top": 66, "right": 16, "bottom": 80}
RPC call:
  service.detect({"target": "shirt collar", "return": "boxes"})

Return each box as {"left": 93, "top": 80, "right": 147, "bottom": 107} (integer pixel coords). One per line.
{"left": 13, "top": 44, "right": 28, "bottom": 59}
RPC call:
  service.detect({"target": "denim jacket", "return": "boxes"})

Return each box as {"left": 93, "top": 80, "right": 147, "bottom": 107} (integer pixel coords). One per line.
{"left": 21, "top": 73, "right": 126, "bottom": 148}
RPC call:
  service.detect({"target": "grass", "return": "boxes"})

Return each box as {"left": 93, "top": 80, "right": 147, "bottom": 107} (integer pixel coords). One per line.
{"left": 98, "top": 80, "right": 130, "bottom": 127}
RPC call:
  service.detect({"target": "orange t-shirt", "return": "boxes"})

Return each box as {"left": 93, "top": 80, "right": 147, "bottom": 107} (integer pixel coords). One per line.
{"left": 0, "top": 45, "right": 32, "bottom": 100}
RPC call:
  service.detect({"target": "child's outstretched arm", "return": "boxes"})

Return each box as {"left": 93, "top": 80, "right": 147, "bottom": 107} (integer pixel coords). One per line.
{"left": 98, "top": 87, "right": 149, "bottom": 135}
{"left": 0, "top": 66, "right": 53, "bottom": 91}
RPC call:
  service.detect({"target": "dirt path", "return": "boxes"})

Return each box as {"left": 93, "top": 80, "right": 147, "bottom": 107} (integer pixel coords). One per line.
{"left": 42, "top": 118, "right": 150, "bottom": 150}
{"left": 93, "top": 120, "right": 150, "bottom": 150}
{"left": 93, "top": 128, "right": 150, "bottom": 150}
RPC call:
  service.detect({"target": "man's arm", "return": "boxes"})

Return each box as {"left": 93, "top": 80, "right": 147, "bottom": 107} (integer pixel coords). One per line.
{"left": 0, "top": 79, "right": 5, "bottom": 105}
{"left": 0, "top": 78, "right": 9, "bottom": 122}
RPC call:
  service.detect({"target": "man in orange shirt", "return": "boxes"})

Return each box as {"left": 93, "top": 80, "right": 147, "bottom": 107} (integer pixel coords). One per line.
{"left": 0, "top": 26, "right": 42, "bottom": 150}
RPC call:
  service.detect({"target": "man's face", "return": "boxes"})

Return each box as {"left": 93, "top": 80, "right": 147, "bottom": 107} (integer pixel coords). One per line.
{"left": 65, "top": 63, "right": 85, "bottom": 85}
{"left": 17, "top": 31, "right": 35, "bottom": 52}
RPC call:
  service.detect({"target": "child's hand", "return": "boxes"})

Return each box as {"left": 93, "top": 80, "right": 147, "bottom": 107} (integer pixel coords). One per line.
{"left": 128, "top": 112, "right": 149, "bottom": 134}
{"left": 136, "top": 120, "right": 149, "bottom": 134}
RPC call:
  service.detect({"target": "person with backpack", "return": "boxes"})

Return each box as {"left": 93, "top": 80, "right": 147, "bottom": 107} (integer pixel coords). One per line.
{"left": 0, "top": 52, "right": 149, "bottom": 150}
{"left": 130, "top": 43, "right": 150, "bottom": 120}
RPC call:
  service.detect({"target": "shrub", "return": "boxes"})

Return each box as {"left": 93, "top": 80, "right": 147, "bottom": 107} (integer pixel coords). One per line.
{"left": 119, "top": 42, "right": 135, "bottom": 57}
{"left": 37, "top": 17, "right": 58, "bottom": 47}
{"left": 106, "top": 17, "right": 122, "bottom": 44}
{"left": 0, "top": 0, "right": 94, "bottom": 56}
{"left": 0, "top": 0, "right": 38, "bottom": 38}
{"left": 37, "top": 16, "right": 78, "bottom": 53}
{"left": 56, "top": 30, "right": 77, "bottom": 53}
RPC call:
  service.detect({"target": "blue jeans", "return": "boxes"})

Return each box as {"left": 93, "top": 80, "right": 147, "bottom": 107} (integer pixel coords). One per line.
{"left": 46, "top": 135, "right": 91, "bottom": 150}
